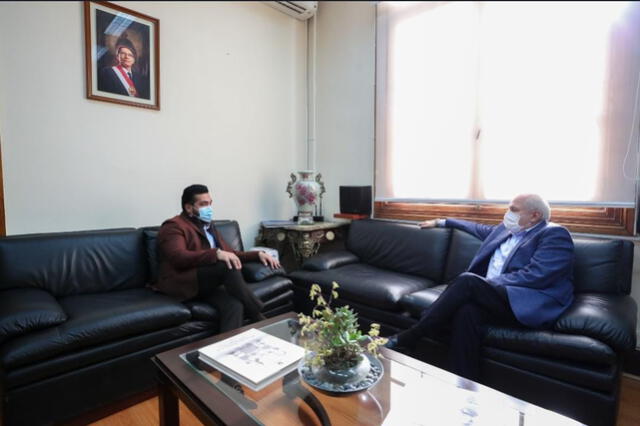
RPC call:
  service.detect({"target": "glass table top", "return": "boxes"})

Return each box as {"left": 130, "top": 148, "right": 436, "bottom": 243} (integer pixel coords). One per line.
{"left": 179, "top": 317, "right": 583, "bottom": 426}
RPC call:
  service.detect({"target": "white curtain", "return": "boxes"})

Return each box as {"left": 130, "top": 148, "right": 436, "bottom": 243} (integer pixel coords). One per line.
{"left": 375, "top": 1, "right": 640, "bottom": 206}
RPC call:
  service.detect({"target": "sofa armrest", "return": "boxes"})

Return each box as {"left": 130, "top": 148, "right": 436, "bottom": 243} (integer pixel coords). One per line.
{"left": 302, "top": 250, "right": 360, "bottom": 271}
{"left": 554, "top": 293, "right": 637, "bottom": 351}
{"left": 0, "top": 288, "right": 67, "bottom": 344}
{"left": 242, "top": 262, "right": 286, "bottom": 282}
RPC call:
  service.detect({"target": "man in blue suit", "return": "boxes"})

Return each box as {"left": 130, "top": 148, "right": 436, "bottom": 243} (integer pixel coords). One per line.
{"left": 386, "top": 194, "right": 574, "bottom": 380}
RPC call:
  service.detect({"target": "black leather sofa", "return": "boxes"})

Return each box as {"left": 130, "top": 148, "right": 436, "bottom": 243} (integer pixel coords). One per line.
{"left": 290, "top": 219, "right": 638, "bottom": 426}
{"left": 0, "top": 220, "right": 294, "bottom": 426}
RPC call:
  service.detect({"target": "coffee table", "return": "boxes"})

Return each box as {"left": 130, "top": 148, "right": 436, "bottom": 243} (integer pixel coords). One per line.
{"left": 152, "top": 312, "right": 583, "bottom": 425}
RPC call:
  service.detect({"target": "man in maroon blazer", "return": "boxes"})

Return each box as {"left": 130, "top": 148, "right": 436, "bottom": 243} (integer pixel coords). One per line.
{"left": 156, "top": 184, "right": 280, "bottom": 332}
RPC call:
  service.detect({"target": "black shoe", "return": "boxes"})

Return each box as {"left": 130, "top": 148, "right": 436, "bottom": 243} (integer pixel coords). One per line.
{"left": 384, "top": 334, "right": 418, "bottom": 353}
{"left": 384, "top": 335, "right": 400, "bottom": 350}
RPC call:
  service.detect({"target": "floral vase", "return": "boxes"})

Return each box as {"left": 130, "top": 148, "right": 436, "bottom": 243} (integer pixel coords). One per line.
{"left": 286, "top": 170, "right": 321, "bottom": 225}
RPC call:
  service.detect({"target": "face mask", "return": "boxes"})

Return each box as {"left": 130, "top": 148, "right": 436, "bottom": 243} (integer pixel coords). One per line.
{"left": 196, "top": 206, "right": 213, "bottom": 223}
{"left": 503, "top": 210, "right": 522, "bottom": 234}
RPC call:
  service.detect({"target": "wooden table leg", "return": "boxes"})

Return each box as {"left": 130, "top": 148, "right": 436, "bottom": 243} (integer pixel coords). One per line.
{"left": 158, "top": 381, "right": 179, "bottom": 426}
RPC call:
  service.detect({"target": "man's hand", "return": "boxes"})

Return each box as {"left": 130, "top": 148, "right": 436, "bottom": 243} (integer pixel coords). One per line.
{"left": 259, "top": 251, "right": 281, "bottom": 269}
{"left": 216, "top": 250, "right": 242, "bottom": 270}
{"left": 418, "top": 219, "right": 439, "bottom": 229}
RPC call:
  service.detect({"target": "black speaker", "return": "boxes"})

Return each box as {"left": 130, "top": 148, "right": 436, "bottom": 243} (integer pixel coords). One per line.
{"left": 339, "top": 186, "right": 372, "bottom": 215}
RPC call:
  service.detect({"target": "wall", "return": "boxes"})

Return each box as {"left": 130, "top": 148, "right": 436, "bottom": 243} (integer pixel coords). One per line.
{"left": 0, "top": 1, "right": 306, "bottom": 247}
{"left": 314, "top": 1, "right": 376, "bottom": 218}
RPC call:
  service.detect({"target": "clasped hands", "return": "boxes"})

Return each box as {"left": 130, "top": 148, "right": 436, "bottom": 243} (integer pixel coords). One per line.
{"left": 216, "top": 249, "right": 281, "bottom": 270}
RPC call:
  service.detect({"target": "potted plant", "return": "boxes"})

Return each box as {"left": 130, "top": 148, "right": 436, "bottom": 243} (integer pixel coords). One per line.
{"left": 297, "top": 282, "right": 388, "bottom": 390}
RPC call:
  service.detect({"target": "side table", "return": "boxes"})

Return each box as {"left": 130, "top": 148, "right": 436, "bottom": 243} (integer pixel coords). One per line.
{"left": 256, "top": 221, "right": 348, "bottom": 266}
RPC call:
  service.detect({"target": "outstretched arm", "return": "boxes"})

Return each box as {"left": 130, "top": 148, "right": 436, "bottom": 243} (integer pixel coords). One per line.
{"left": 443, "top": 218, "right": 496, "bottom": 241}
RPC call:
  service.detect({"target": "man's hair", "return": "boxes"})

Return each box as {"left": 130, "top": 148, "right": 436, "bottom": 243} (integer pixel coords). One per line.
{"left": 181, "top": 184, "right": 209, "bottom": 211}
{"left": 522, "top": 194, "right": 551, "bottom": 221}
{"left": 115, "top": 34, "right": 137, "bottom": 58}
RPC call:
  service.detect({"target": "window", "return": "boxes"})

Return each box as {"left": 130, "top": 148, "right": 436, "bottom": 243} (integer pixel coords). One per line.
{"left": 375, "top": 2, "right": 640, "bottom": 234}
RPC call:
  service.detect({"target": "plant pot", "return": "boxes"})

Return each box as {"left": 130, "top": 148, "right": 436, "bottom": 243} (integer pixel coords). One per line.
{"left": 311, "top": 354, "right": 371, "bottom": 385}
{"left": 298, "top": 352, "right": 384, "bottom": 393}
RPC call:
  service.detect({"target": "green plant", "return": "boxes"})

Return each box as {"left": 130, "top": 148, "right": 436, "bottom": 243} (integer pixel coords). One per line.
{"left": 298, "top": 282, "right": 388, "bottom": 370}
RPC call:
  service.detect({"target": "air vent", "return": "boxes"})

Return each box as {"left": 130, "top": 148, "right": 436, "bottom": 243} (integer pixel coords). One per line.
{"left": 263, "top": 1, "right": 318, "bottom": 20}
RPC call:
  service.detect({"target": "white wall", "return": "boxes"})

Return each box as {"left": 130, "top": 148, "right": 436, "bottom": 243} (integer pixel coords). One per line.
{"left": 0, "top": 1, "right": 306, "bottom": 247}
{"left": 314, "top": 1, "right": 376, "bottom": 218}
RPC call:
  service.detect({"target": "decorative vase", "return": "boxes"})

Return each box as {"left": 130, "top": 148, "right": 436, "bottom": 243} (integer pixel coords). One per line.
{"left": 286, "top": 170, "right": 322, "bottom": 225}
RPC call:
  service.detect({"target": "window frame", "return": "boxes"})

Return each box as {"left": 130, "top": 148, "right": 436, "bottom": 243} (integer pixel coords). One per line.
{"left": 374, "top": 202, "right": 635, "bottom": 236}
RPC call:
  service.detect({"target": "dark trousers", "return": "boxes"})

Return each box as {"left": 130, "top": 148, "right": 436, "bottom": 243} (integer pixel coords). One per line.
{"left": 196, "top": 263, "right": 264, "bottom": 333}
{"left": 399, "top": 272, "right": 518, "bottom": 380}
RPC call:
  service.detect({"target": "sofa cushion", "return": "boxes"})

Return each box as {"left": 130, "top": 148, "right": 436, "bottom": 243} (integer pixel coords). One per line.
{"left": 400, "top": 285, "right": 448, "bottom": 318}
{"left": 401, "top": 289, "right": 618, "bottom": 365}
{"left": 0, "top": 229, "right": 147, "bottom": 296}
{"left": 403, "top": 285, "right": 637, "bottom": 353}
{"left": 249, "top": 276, "right": 293, "bottom": 301}
{"left": 572, "top": 238, "right": 633, "bottom": 294}
{"left": 484, "top": 347, "right": 618, "bottom": 393}
{"left": 182, "top": 301, "right": 219, "bottom": 322}
{"left": 554, "top": 294, "right": 637, "bottom": 351}
{"left": 242, "top": 262, "right": 286, "bottom": 282}
{"left": 263, "top": 290, "right": 295, "bottom": 312}
{"left": 0, "top": 288, "right": 67, "bottom": 344}
{"left": 1, "top": 288, "right": 191, "bottom": 369}
{"left": 443, "top": 229, "right": 482, "bottom": 283}
{"left": 346, "top": 220, "right": 451, "bottom": 282}
{"left": 5, "top": 320, "right": 215, "bottom": 389}
{"left": 484, "top": 326, "right": 616, "bottom": 366}
{"left": 290, "top": 263, "right": 433, "bottom": 311}
{"left": 302, "top": 250, "right": 360, "bottom": 271}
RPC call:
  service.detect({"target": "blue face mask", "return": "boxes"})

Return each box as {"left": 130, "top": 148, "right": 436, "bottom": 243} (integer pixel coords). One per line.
{"left": 196, "top": 206, "right": 213, "bottom": 223}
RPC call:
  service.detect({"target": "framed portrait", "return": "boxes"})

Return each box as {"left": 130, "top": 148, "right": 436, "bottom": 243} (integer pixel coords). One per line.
{"left": 84, "top": 1, "right": 160, "bottom": 110}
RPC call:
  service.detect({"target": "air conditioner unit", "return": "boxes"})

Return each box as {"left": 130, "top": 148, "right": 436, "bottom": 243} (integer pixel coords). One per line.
{"left": 263, "top": 1, "right": 318, "bottom": 20}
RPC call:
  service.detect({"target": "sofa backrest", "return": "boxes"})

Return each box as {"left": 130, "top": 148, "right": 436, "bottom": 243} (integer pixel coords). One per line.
{"left": 0, "top": 229, "right": 147, "bottom": 297}
{"left": 572, "top": 237, "right": 633, "bottom": 294}
{"left": 213, "top": 220, "right": 244, "bottom": 251}
{"left": 346, "top": 219, "right": 451, "bottom": 282}
{"left": 142, "top": 220, "right": 244, "bottom": 283}
{"left": 443, "top": 229, "right": 484, "bottom": 283}
{"left": 347, "top": 219, "right": 634, "bottom": 295}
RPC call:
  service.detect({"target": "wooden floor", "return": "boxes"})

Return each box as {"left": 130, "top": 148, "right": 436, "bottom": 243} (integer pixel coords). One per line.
{"left": 617, "top": 375, "right": 640, "bottom": 426}
{"left": 90, "top": 375, "right": 640, "bottom": 426}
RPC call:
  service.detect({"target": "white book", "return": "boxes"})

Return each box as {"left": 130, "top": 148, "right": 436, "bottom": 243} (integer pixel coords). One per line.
{"left": 197, "top": 328, "right": 305, "bottom": 391}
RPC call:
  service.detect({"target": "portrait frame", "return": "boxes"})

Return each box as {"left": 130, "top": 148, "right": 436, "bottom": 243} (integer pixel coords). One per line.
{"left": 84, "top": 1, "right": 160, "bottom": 110}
